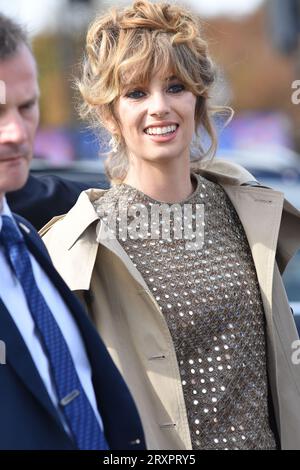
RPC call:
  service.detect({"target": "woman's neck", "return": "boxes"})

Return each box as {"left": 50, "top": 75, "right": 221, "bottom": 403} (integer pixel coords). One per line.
{"left": 123, "top": 158, "right": 195, "bottom": 204}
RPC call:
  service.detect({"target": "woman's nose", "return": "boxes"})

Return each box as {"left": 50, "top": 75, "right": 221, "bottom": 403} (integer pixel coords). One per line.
{"left": 148, "top": 92, "right": 170, "bottom": 118}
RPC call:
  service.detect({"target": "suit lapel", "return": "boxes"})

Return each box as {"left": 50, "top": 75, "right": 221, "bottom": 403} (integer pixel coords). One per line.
{"left": 0, "top": 219, "right": 74, "bottom": 444}
{"left": 0, "top": 298, "right": 66, "bottom": 432}
{"left": 21, "top": 226, "right": 119, "bottom": 435}
{"left": 18, "top": 221, "right": 145, "bottom": 449}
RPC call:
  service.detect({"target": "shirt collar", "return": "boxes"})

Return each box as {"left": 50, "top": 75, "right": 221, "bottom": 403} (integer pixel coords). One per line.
{"left": 0, "top": 197, "right": 20, "bottom": 234}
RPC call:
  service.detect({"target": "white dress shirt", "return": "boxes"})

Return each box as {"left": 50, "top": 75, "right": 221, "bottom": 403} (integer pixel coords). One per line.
{"left": 0, "top": 197, "right": 103, "bottom": 435}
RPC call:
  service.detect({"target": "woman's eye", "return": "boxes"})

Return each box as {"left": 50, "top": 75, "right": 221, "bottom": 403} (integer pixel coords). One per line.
{"left": 168, "top": 84, "right": 185, "bottom": 93}
{"left": 124, "top": 84, "right": 185, "bottom": 99}
{"left": 126, "top": 90, "right": 145, "bottom": 99}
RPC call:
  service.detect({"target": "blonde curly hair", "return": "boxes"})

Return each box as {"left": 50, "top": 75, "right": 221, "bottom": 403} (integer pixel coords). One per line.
{"left": 77, "top": 0, "right": 233, "bottom": 183}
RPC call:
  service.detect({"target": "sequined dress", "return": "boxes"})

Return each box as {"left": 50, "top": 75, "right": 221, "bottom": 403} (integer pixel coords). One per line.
{"left": 93, "top": 173, "right": 277, "bottom": 450}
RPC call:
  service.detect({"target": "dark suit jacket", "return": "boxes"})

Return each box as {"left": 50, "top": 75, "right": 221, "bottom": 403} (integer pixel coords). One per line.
{"left": 0, "top": 214, "right": 145, "bottom": 450}
{"left": 7, "top": 174, "right": 110, "bottom": 231}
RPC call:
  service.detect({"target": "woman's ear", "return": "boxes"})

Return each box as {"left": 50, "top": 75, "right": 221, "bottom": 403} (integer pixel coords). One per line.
{"left": 103, "top": 113, "right": 120, "bottom": 135}
{"left": 106, "top": 119, "right": 117, "bottom": 134}
{"left": 103, "top": 101, "right": 121, "bottom": 134}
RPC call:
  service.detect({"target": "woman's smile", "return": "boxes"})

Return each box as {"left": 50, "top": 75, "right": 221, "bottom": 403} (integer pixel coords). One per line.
{"left": 143, "top": 123, "right": 179, "bottom": 143}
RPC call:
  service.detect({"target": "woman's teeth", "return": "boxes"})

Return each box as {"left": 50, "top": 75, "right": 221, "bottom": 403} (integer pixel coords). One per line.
{"left": 145, "top": 125, "right": 177, "bottom": 135}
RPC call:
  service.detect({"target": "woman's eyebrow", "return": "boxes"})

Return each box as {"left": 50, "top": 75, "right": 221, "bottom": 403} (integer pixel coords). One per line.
{"left": 121, "top": 75, "right": 179, "bottom": 90}
{"left": 121, "top": 79, "right": 144, "bottom": 89}
{"left": 165, "top": 75, "right": 178, "bottom": 82}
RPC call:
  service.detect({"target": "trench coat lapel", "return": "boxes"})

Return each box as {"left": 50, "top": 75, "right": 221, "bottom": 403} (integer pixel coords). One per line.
{"left": 220, "top": 185, "right": 284, "bottom": 324}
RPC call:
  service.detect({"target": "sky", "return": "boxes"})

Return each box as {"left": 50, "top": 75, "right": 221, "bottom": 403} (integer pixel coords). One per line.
{"left": 0, "top": 0, "right": 265, "bottom": 34}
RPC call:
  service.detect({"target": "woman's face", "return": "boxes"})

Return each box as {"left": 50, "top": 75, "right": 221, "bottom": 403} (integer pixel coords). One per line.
{"left": 114, "top": 71, "right": 197, "bottom": 166}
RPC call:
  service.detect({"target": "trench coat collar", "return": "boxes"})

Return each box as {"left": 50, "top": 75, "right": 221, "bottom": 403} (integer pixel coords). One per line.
{"left": 40, "top": 159, "right": 300, "bottom": 294}
{"left": 41, "top": 159, "right": 257, "bottom": 250}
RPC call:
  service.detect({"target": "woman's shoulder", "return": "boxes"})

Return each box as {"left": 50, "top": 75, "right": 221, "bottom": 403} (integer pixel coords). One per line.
{"left": 39, "top": 214, "right": 66, "bottom": 238}
{"left": 39, "top": 188, "right": 107, "bottom": 248}
{"left": 38, "top": 188, "right": 103, "bottom": 290}
{"left": 192, "top": 158, "right": 257, "bottom": 187}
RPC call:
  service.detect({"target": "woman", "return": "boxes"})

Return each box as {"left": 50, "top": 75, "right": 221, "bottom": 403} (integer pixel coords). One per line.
{"left": 41, "top": 0, "right": 300, "bottom": 450}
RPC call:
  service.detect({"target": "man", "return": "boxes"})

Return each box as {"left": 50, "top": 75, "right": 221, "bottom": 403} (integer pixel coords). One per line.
{"left": 0, "top": 14, "right": 145, "bottom": 450}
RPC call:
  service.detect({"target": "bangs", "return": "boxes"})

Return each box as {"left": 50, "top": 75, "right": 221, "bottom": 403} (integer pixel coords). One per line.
{"left": 116, "top": 32, "right": 197, "bottom": 94}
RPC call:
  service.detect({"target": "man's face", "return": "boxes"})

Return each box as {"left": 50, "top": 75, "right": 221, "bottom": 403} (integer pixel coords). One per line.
{"left": 0, "top": 44, "right": 39, "bottom": 198}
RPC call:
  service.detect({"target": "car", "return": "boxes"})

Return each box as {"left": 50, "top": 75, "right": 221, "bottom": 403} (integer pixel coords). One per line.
{"left": 30, "top": 158, "right": 109, "bottom": 187}
{"left": 216, "top": 145, "right": 300, "bottom": 207}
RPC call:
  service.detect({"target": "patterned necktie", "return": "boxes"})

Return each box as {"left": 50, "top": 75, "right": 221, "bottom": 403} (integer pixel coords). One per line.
{"left": 0, "top": 215, "right": 109, "bottom": 450}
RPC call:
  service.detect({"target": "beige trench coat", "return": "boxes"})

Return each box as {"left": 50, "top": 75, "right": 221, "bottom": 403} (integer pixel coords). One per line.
{"left": 40, "top": 160, "right": 300, "bottom": 450}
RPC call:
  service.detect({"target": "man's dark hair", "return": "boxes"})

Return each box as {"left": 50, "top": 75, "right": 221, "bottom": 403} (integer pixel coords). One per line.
{"left": 0, "top": 14, "right": 30, "bottom": 59}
